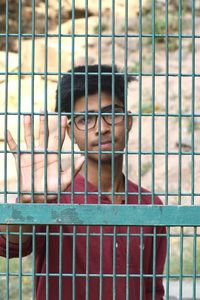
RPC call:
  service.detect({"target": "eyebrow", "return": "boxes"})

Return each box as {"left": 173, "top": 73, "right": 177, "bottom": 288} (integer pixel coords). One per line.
{"left": 77, "top": 104, "right": 124, "bottom": 114}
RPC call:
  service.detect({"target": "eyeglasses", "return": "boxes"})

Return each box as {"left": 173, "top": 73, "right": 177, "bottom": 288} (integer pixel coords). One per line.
{"left": 68, "top": 105, "right": 124, "bottom": 131}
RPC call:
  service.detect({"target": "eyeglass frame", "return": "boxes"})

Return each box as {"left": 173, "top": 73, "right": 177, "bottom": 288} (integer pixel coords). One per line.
{"left": 67, "top": 104, "right": 125, "bottom": 131}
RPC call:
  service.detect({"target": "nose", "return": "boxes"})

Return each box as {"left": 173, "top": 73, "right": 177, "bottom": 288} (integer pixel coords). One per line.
{"left": 95, "top": 116, "right": 110, "bottom": 135}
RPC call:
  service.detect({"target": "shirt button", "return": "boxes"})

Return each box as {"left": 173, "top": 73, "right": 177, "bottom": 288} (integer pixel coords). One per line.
{"left": 116, "top": 242, "right": 118, "bottom": 248}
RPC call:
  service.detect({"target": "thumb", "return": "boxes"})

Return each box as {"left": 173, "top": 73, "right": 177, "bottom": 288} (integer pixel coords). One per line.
{"left": 74, "top": 156, "right": 85, "bottom": 174}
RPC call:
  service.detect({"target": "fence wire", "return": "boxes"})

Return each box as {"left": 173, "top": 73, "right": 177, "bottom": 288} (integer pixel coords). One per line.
{"left": 0, "top": 0, "right": 200, "bottom": 299}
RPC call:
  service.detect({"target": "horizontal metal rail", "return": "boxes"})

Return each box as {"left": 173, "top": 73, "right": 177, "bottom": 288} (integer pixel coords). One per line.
{"left": 0, "top": 204, "right": 200, "bottom": 226}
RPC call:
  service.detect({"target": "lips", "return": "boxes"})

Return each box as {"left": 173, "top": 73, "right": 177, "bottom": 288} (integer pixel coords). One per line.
{"left": 101, "top": 143, "right": 113, "bottom": 150}
{"left": 91, "top": 140, "right": 115, "bottom": 151}
{"left": 92, "top": 140, "right": 113, "bottom": 147}
{"left": 101, "top": 140, "right": 112, "bottom": 145}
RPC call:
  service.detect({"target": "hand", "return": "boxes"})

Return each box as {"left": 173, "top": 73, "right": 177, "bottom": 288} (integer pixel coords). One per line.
{"left": 7, "top": 114, "right": 84, "bottom": 203}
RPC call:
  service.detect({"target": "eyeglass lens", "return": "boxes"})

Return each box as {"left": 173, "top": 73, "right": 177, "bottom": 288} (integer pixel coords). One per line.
{"left": 74, "top": 105, "right": 124, "bottom": 130}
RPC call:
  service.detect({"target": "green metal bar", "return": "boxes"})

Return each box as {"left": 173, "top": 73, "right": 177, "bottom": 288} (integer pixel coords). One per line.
{"left": 112, "top": 226, "right": 116, "bottom": 299}
{"left": 165, "top": 0, "right": 169, "bottom": 206}
{"left": 58, "top": 226, "right": 63, "bottom": 300}
{"left": 3, "top": 0, "right": 9, "bottom": 204}
{"left": 0, "top": 271, "right": 198, "bottom": 280}
{"left": 97, "top": 0, "right": 102, "bottom": 205}
{"left": 70, "top": 0, "right": 75, "bottom": 204}
{"left": 5, "top": 225, "right": 9, "bottom": 300}
{"left": 4, "top": 110, "right": 200, "bottom": 118}
{"left": 191, "top": 0, "right": 195, "bottom": 206}
{"left": 30, "top": 0, "right": 36, "bottom": 204}
{"left": 43, "top": 0, "right": 49, "bottom": 204}
{"left": 0, "top": 272, "right": 199, "bottom": 280}
{"left": 85, "top": 226, "right": 89, "bottom": 300}
{"left": 1, "top": 269, "right": 182, "bottom": 278}
{"left": 5, "top": 148, "right": 200, "bottom": 156}
{"left": 29, "top": 10, "right": 35, "bottom": 203}
{"left": 1, "top": 70, "right": 200, "bottom": 77}
{"left": 165, "top": 227, "right": 170, "bottom": 299}
{"left": 1, "top": 32, "right": 200, "bottom": 39}
{"left": 18, "top": 225, "right": 22, "bottom": 300}
{"left": 57, "top": 0, "right": 62, "bottom": 204}
{"left": 179, "top": 227, "right": 183, "bottom": 299}
{"left": 178, "top": 0, "right": 183, "bottom": 205}
{"left": 32, "top": 225, "right": 36, "bottom": 300}
{"left": 2, "top": 111, "right": 200, "bottom": 117}
{"left": 111, "top": 0, "right": 115, "bottom": 205}
{"left": 124, "top": 0, "right": 129, "bottom": 205}
{"left": 192, "top": 227, "right": 197, "bottom": 299}
{"left": 72, "top": 225, "right": 76, "bottom": 300}
{"left": 151, "top": 0, "right": 156, "bottom": 205}
{"left": 99, "top": 226, "right": 103, "bottom": 300}
{"left": 45, "top": 225, "right": 49, "bottom": 300}
{"left": 139, "top": 227, "right": 144, "bottom": 300}
{"left": 138, "top": 0, "right": 142, "bottom": 205}
{"left": 1, "top": 204, "right": 200, "bottom": 226}
{"left": 3, "top": 189, "right": 200, "bottom": 198}
{"left": 17, "top": 0, "right": 22, "bottom": 204}
{"left": 125, "top": 226, "right": 130, "bottom": 299}
{"left": 152, "top": 226, "right": 156, "bottom": 300}
{"left": 84, "top": 0, "right": 89, "bottom": 205}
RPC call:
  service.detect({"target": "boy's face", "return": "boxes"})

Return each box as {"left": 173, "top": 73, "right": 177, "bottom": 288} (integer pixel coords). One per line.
{"left": 67, "top": 91, "right": 132, "bottom": 163}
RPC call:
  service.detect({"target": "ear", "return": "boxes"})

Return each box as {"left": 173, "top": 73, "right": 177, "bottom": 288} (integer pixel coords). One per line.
{"left": 127, "top": 112, "right": 133, "bottom": 132}
{"left": 66, "top": 123, "right": 71, "bottom": 139}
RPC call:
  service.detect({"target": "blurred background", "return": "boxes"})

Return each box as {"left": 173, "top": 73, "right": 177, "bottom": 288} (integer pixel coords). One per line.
{"left": 0, "top": 1, "right": 200, "bottom": 298}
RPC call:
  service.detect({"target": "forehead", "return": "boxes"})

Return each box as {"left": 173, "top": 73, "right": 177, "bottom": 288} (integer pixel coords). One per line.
{"left": 74, "top": 91, "right": 123, "bottom": 112}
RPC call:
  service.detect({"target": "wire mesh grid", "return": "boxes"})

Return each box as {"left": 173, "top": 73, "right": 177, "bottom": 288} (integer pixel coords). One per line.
{"left": 0, "top": 0, "right": 200, "bottom": 299}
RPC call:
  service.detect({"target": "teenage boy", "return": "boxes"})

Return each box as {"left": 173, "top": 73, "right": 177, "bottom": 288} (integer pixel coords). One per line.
{"left": 0, "top": 65, "right": 166, "bottom": 299}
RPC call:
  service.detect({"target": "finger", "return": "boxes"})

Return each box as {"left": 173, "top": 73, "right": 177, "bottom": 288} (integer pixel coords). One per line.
{"left": 60, "top": 115, "right": 68, "bottom": 148}
{"left": 61, "top": 156, "right": 85, "bottom": 190}
{"left": 7, "top": 130, "right": 17, "bottom": 159}
{"left": 52, "top": 115, "right": 68, "bottom": 151}
{"left": 24, "top": 115, "right": 32, "bottom": 149}
{"left": 39, "top": 112, "right": 49, "bottom": 149}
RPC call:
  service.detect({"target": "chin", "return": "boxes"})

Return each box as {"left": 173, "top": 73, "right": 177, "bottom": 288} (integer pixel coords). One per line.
{"left": 88, "top": 153, "right": 122, "bottom": 163}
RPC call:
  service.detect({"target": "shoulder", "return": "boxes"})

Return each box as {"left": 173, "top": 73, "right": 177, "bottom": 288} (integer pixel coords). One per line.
{"left": 127, "top": 178, "right": 163, "bottom": 205}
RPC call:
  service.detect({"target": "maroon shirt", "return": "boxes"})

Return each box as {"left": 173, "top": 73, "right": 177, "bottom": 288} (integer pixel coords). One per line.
{"left": 0, "top": 174, "right": 166, "bottom": 299}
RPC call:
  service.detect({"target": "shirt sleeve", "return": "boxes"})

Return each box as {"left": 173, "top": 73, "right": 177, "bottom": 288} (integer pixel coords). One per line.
{"left": 0, "top": 234, "right": 32, "bottom": 258}
{"left": 0, "top": 225, "right": 46, "bottom": 259}
{"left": 145, "top": 225, "right": 167, "bottom": 300}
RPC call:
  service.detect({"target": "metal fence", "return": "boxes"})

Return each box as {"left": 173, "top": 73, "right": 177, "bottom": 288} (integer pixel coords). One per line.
{"left": 0, "top": 0, "right": 200, "bottom": 299}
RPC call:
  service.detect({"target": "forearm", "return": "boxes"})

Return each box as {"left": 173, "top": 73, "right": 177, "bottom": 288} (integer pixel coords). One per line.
{"left": 0, "top": 224, "right": 33, "bottom": 244}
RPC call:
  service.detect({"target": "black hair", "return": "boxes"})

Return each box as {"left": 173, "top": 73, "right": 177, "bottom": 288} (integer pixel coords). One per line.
{"left": 55, "top": 64, "right": 134, "bottom": 113}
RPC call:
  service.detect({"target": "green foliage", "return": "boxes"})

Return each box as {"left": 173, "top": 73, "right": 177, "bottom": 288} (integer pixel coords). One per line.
{"left": 141, "top": 162, "right": 152, "bottom": 176}
{"left": 93, "top": 22, "right": 109, "bottom": 34}
{"left": 141, "top": 3, "right": 194, "bottom": 52}
{"left": 187, "top": 118, "right": 200, "bottom": 133}
{"left": 141, "top": 101, "right": 165, "bottom": 114}
{"left": 0, "top": 256, "right": 32, "bottom": 300}
{"left": 129, "top": 62, "right": 140, "bottom": 73}
{"left": 169, "top": 228, "right": 200, "bottom": 275}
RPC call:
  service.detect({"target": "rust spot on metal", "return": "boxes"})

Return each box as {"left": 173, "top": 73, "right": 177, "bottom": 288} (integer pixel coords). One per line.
{"left": 11, "top": 208, "right": 25, "bottom": 221}
{"left": 51, "top": 208, "right": 82, "bottom": 224}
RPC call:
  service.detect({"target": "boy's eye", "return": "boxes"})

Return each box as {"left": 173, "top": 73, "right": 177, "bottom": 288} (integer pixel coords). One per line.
{"left": 76, "top": 116, "right": 85, "bottom": 125}
{"left": 76, "top": 115, "right": 94, "bottom": 125}
{"left": 87, "top": 115, "right": 95, "bottom": 123}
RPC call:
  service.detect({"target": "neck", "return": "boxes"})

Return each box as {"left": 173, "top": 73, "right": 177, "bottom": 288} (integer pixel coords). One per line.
{"left": 80, "top": 156, "right": 124, "bottom": 195}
